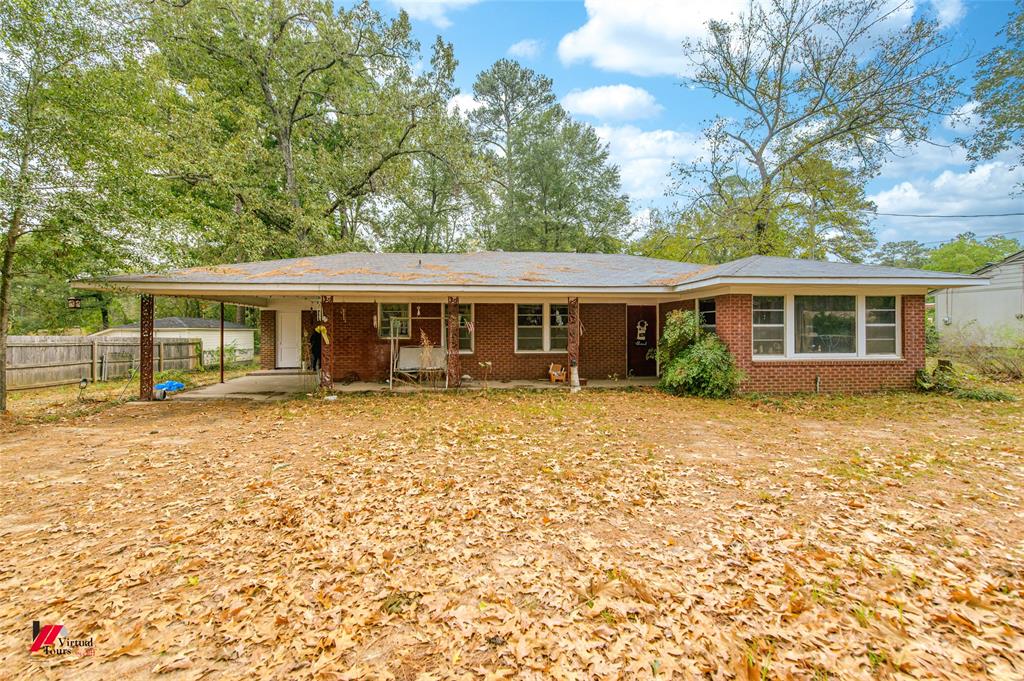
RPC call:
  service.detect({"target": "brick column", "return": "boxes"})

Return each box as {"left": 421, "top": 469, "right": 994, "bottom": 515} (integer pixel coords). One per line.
{"left": 259, "top": 310, "right": 276, "bottom": 370}
{"left": 139, "top": 294, "right": 154, "bottom": 400}
{"left": 447, "top": 296, "right": 461, "bottom": 387}
{"left": 901, "top": 294, "right": 926, "bottom": 371}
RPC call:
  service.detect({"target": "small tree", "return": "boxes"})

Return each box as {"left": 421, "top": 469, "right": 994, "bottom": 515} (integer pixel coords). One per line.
{"left": 654, "top": 310, "right": 743, "bottom": 398}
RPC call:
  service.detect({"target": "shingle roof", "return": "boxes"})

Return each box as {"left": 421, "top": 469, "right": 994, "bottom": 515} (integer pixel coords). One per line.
{"left": 92, "top": 252, "right": 708, "bottom": 288}
{"left": 112, "top": 316, "right": 251, "bottom": 330}
{"left": 684, "top": 255, "right": 983, "bottom": 283}
{"left": 80, "top": 252, "right": 985, "bottom": 292}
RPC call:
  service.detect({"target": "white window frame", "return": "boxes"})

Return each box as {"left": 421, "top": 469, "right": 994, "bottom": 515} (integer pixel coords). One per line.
{"left": 377, "top": 302, "right": 411, "bottom": 339}
{"left": 864, "top": 295, "right": 899, "bottom": 356}
{"left": 442, "top": 302, "right": 475, "bottom": 354}
{"left": 514, "top": 303, "right": 570, "bottom": 354}
{"left": 751, "top": 295, "right": 786, "bottom": 357}
{"left": 698, "top": 297, "right": 716, "bottom": 331}
{"left": 752, "top": 294, "right": 901, "bottom": 361}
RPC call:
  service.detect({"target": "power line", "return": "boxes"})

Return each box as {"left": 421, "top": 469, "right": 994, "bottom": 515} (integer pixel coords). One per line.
{"left": 868, "top": 208, "right": 1024, "bottom": 216}
{"left": 867, "top": 210, "right": 1024, "bottom": 218}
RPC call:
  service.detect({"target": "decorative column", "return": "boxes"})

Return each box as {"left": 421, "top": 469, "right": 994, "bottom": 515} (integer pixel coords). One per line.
{"left": 139, "top": 294, "right": 154, "bottom": 400}
{"left": 320, "top": 295, "right": 333, "bottom": 388}
{"left": 446, "top": 296, "right": 461, "bottom": 388}
{"left": 567, "top": 297, "right": 580, "bottom": 391}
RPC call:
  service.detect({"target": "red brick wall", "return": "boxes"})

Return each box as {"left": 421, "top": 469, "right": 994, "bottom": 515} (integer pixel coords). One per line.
{"left": 259, "top": 310, "right": 275, "bottom": 370}
{"left": 713, "top": 293, "right": 926, "bottom": 393}
{"left": 320, "top": 302, "right": 627, "bottom": 382}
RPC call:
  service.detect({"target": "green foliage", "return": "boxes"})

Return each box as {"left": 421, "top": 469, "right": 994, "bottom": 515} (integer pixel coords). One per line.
{"left": 672, "top": 0, "right": 961, "bottom": 260}
{"left": 964, "top": 0, "right": 1024, "bottom": 189}
{"left": 870, "top": 233, "right": 1021, "bottom": 274}
{"left": 468, "top": 59, "right": 630, "bottom": 253}
{"left": 656, "top": 310, "right": 743, "bottom": 398}
{"left": 923, "top": 232, "right": 1022, "bottom": 274}
{"left": 915, "top": 364, "right": 1017, "bottom": 402}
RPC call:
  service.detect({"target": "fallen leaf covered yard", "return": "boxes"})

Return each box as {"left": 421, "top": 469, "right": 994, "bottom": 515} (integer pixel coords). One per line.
{"left": 73, "top": 251, "right": 985, "bottom": 396}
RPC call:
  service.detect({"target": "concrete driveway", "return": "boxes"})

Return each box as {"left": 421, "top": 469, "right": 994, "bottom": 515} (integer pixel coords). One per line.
{"left": 174, "top": 373, "right": 318, "bottom": 401}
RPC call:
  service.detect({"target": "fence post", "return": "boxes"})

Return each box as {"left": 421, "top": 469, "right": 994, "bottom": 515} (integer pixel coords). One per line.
{"left": 91, "top": 340, "right": 98, "bottom": 382}
{"left": 158, "top": 342, "right": 165, "bottom": 372}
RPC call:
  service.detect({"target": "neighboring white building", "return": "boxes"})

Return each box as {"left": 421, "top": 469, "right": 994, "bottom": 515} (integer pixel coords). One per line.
{"left": 934, "top": 249, "right": 1024, "bottom": 347}
{"left": 91, "top": 316, "right": 256, "bottom": 363}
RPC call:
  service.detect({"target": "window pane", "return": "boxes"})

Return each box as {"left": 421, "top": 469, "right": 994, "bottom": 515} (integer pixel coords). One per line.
{"left": 517, "top": 304, "right": 543, "bottom": 327}
{"left": 379, "top": 304, "right": 409, "bottom": 338}
{"left": 795, "top": 296, "right": 855, "bottom": 353}
{"left": 517, "top": 326, "right": 543, "bottom": 351}
{"left": 753, "top": 339, "right": 785, "bottom": 356}
{"left": 753, "top": 310, "right": 784, "bottom": 325}
{"left": 753, "top": 296, "right": 784, "bottom": 311}
{"left": 866, "top": 296, "right": 895, "bottom": 310}
{"left": 866, "top": 310, "right": 896, "bottom": 324}
{"left": 866, "top": 325, "right": 896, "bottom": 354}
{"left": 549, "top": 304, "right": 569, "bottom": 328}
{"left": 550, "top": 328, "right": 568, "bottom": 350}
{"left": 698, "top": 298, "right": 716, "bottom": 328}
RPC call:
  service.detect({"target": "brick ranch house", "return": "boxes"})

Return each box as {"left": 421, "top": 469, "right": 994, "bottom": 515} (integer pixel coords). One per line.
{"left": 75, "top": 251, "right": 986, "bottom": 396}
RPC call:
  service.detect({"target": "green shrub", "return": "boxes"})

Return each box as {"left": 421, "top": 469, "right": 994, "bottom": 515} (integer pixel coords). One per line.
{"left": 655, "top": 310, "right": 743, "bottom": 398}
{"left": 916, "top": 364, "right": 1017, "bottom": 402}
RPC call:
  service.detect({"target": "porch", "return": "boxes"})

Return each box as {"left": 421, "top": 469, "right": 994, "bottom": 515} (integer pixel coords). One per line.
{"left": 171, "top": 371, "right": 660, "bottom": 401}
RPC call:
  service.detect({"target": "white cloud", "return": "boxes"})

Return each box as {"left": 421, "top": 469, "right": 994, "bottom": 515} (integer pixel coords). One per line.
{"left": 931, "top": 0, "right": 966, "bottom": 27}
{"left": 870, "top": 159, "right": 1024, "bottom": 243}
{"left": 557, "top": 0, "right": 750, "bottom": 76}
{"left": 558, "top": 0, "right": 950, "bottom": 77}
{"left": 507, "top": 39, "right": 542, "bottom": 59}
{"left": 595, "top": 125, "right": 703, "bottom": 200}
{"left": 562, "top": 84, "right": 663, "bottom": 121}
{"left": 389, "top": 0, "right": 479, "bottom": 29}
{"left": 447, "top": 93, "right": 483, "bottom": 116}
{"left": 943, "top": 101, "right": 978, "bottom": 134}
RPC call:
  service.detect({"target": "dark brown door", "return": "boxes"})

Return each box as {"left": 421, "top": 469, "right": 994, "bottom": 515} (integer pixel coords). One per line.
{"left": 627, "top": 306, "right": 657, "bottom": 377}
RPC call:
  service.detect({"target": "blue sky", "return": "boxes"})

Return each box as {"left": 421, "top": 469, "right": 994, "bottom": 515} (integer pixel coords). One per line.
{"left": 379, "top": 0, "right": 1023, "bottom": 247}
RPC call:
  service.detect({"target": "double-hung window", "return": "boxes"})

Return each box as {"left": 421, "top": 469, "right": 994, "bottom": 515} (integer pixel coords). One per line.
{"left": 378, "top": 303, "right": 410, "bottom": 339}
{"left": 698, "top": 298, "right": 716, "bottom": 332}
{"left": 516, "top": 303, "right": 571, "bottom": 352}
{"left": 752, "top": 296, "right": 785, "bottom": 356}
{"left": 865, "top": 296, "right": 897, "bottom": 355}
{"left": 443, "top": 303, "right": 474, "bottom": 353}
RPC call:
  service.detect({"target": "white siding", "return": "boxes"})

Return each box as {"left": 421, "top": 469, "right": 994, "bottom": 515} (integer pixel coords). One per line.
{"left": 934, "top": 256, "right": 1024, "bottom": 346}
{"left": 92, "top": 327, "right": 256, "bottom": 360}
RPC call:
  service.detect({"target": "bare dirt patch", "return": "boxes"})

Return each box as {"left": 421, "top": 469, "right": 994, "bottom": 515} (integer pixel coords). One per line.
{"left": 1, "top": 389, "right": 1021, "bottom": 679}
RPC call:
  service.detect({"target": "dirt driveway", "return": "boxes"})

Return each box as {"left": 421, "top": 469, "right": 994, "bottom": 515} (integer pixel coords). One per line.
{"left": 1, "top": 388, "right": 1022, "bottom": 679}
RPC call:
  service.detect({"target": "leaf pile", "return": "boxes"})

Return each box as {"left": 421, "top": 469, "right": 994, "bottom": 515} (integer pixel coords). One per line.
{"left": 1, "top": 389, "right": 1022, "bottom": 679}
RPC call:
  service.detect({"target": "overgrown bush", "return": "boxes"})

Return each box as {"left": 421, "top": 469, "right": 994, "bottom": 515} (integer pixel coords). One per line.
{"left": 916, "top": 362, "right": 1017, "bottom": 402}
{"left": 937, "top": 324, "right": 1024, "bottom": 379}
{"left": 654, "top": 310, "right": 743, "bottom": 398}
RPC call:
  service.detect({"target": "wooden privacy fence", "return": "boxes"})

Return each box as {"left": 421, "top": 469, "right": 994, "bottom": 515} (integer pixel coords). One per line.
{"left": 5, "top": 336, "right": 202, "bottom": 391}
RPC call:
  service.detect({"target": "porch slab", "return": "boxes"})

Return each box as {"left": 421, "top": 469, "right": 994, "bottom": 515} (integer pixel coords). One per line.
{"left": 174, "top": 372, "right": 318, "bottom": 401}
{"left": 172, "top": 373, "right": 660, "bottom": 401}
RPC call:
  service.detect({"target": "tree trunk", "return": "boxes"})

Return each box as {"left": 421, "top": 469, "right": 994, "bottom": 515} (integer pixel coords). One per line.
{"left": 0, "top": 211, "right": 22, "bottom": 413}
{"left": 754, "top": 218, "right": 770, "bottom": 255}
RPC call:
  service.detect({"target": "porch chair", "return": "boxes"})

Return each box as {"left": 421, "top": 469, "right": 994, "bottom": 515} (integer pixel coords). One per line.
{"left": 393, "top": 346, "right": 447, "bottom": 386}
{"left": 548, "top": 363, "right": 568, "bottom": 383}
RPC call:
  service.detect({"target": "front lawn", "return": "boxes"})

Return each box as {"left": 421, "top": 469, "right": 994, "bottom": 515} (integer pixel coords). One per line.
{"left": 0, "top": 388, "right": 1021, "bottom": 679}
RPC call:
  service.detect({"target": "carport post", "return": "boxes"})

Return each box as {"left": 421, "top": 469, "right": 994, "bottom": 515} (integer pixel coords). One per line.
{"left": 139, "top": 294, "right": 154, "bottom": 400}
{"left": 219, "top": 302, "right": 225, "bottom": 383}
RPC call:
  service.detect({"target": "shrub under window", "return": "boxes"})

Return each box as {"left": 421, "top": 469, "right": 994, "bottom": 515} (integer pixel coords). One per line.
{"left": 655, "top": 309, "right": 742, "bottom": 398}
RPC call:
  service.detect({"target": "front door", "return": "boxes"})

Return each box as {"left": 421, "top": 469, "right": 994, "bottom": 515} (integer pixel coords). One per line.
{"left": 627, "top": 305, "right": 657, "bottom": 377}
{"left": 276, "top": 311, "right": 301, "bottom": 368}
